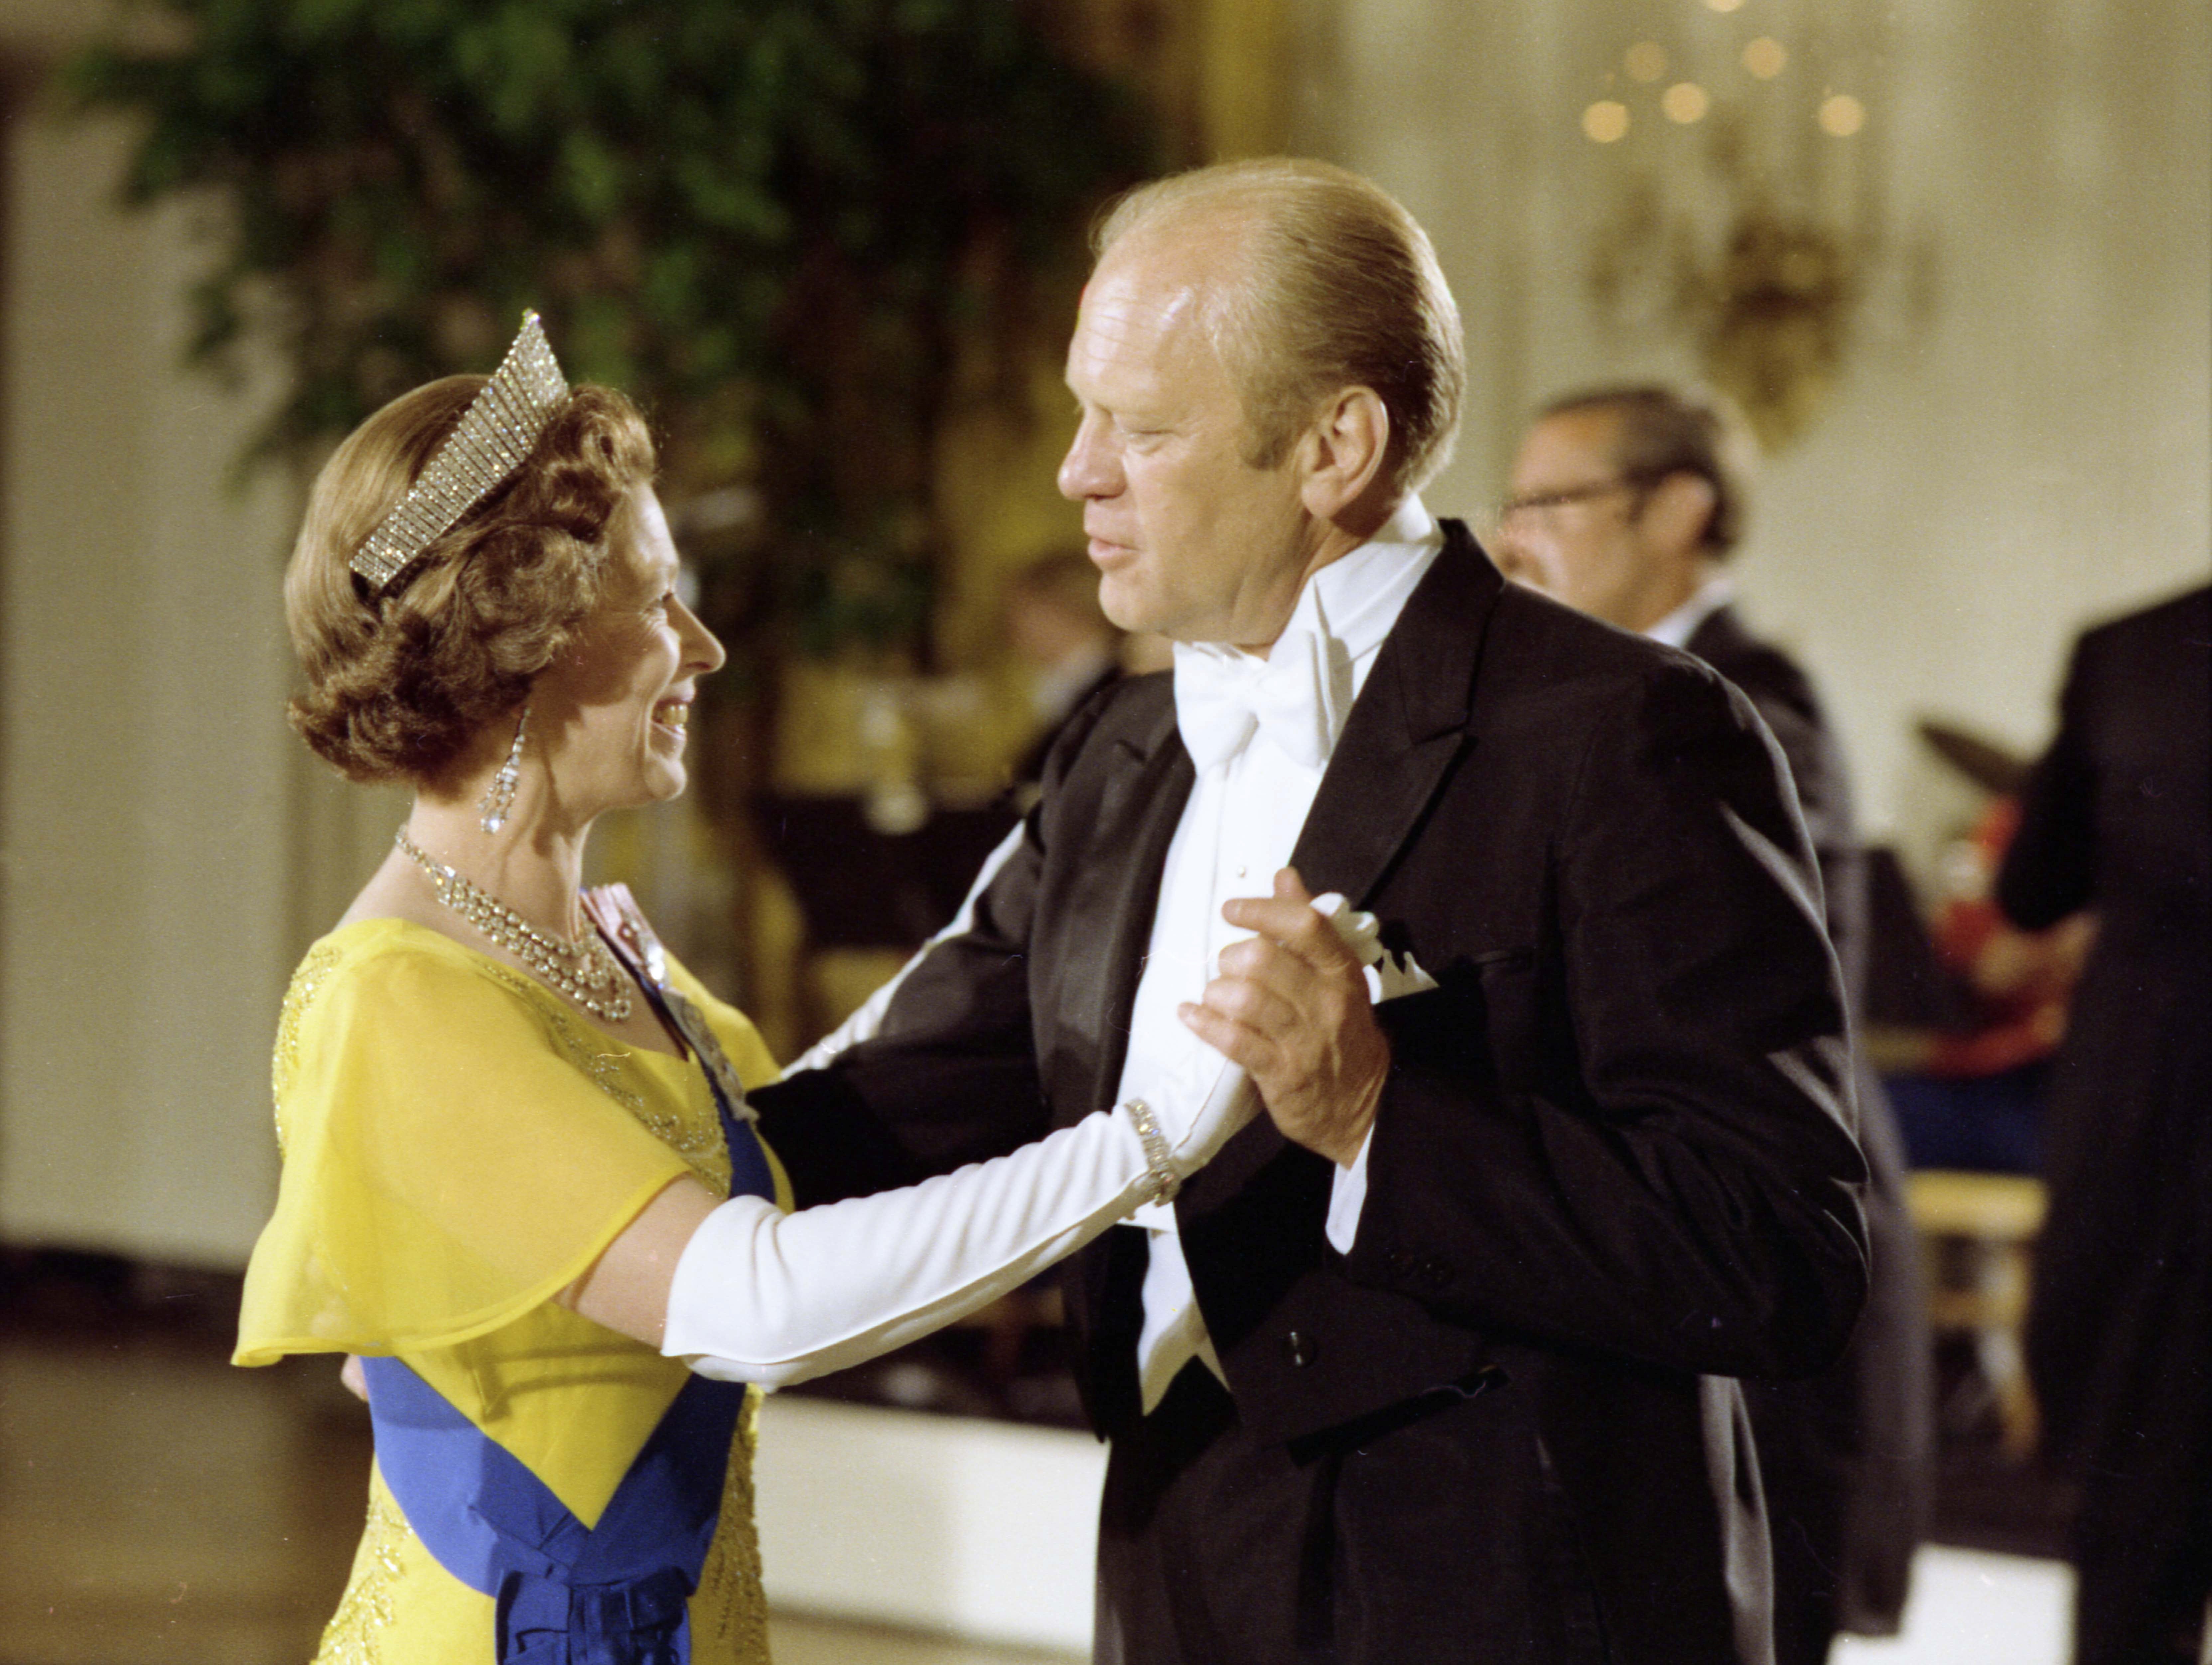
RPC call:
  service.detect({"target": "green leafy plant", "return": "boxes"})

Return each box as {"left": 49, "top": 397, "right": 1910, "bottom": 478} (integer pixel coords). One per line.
{"left": 69, "top": 0, "right": 1153, "bottom": 657}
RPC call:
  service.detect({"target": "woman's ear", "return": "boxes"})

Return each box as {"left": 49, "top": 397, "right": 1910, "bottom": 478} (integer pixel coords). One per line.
{"left": 1297, "top": 387, "right": 1392, "bottom": 522}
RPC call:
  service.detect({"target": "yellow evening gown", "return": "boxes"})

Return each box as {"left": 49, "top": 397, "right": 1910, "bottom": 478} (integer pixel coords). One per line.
{"left": 235, "top": 918, "right": 787, "bottom": 1664}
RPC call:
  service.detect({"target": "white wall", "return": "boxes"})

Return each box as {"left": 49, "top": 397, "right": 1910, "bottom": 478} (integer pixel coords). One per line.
{"left": 1, "top": 99, "right": 303, "bottom": 1265}
{"left": 1299, "top": 0, "right": 2209, "bottom": 844}
{"left": 755, "top": 1396, "right": 1104, "bottom": 1653}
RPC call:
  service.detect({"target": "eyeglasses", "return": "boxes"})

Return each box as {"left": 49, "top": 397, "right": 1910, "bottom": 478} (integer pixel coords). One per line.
{"left": 1492, "top": 476, "right": 1651, "bottom": 525}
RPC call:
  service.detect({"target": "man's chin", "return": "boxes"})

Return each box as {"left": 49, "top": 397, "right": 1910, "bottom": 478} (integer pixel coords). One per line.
{"left": 1098, "top": 576, "right": 1166, "bottom": 637}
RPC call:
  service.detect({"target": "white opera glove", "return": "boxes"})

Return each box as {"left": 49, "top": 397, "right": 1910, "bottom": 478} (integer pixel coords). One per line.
{"left": 663, "top": 1067, "right": 1257, "bottom": 1386}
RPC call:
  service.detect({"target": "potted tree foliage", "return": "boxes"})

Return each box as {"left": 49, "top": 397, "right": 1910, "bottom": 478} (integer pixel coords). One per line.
{"left": 69, "top": 0, "right": 1155, "bottom": 1021}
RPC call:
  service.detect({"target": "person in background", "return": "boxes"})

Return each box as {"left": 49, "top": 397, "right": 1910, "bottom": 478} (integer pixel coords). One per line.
{"left": 238, "top": 312, "right": 1253, "bottom": 1663}
{"left": 754, "top": 161, "right": 1869, "bottom": 1665}
{"left": 1496, "top": 382, "right": 1928, "bottom": 1665}
{"left": 1004, "top": 545, "right": 1126, "bottom": 796}
{"left": 1879, "top": 729, "right": 2092, "bottom": 1174}
{"left": 1998, "top": 583, "right": 2211, "bottom": 1665}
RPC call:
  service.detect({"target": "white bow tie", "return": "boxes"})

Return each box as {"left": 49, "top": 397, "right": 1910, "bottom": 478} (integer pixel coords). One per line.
{"left": 1172, "top": 621, "right": 1348, "bottom": 773}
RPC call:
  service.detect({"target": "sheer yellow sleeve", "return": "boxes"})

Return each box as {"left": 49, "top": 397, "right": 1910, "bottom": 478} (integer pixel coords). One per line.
{"left": 236, "top": 924, "right": 697, "bottom": 1365}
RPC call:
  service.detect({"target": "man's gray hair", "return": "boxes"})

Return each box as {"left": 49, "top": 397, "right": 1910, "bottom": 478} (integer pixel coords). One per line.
{"left": 1538, "top": 384, "right": 1758, "bottom": 557}
{"left": 1095, "top": 158, "right": 1465, "bottom": 496}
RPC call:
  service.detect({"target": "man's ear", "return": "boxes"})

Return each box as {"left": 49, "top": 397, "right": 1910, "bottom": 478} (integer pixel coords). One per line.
{"left": 1638, "top": 471, "right": 1718, "bottom": 555}
{"left": 1296, "top": 387, "right": 1392, "bottom": 522}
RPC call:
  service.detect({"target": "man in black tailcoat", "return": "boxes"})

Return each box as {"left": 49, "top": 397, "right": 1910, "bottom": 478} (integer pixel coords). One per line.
{"left": 1999, "top": 583, "right": 2212, "bottom": 1665}
{"left": 755, "top": 162, "right": 1869, "bottom": 1665}
{"left": 1496, "top": 384, "right": 1930, "bottom": 1665}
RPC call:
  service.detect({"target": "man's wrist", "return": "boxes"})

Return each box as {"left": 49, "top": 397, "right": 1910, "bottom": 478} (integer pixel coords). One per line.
{"left": 1321, "top": 1068, "right": 1387, "bottom": 1167}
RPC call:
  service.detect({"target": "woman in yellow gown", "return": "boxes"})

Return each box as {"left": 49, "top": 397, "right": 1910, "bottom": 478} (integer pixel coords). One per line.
{"left": 234, "top": 314, "right": 1253, "bottom": 1664}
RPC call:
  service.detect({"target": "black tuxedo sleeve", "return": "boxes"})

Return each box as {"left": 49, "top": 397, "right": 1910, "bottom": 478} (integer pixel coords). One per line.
{"left": 749, "top": 839, "right": 1052, "bottom": 1204}
{"left": 1344, "top": 659, "right": 1869, "bottom": 1380}
{"left": 744, "top": 690, "right": 1128, "bottom": 1206}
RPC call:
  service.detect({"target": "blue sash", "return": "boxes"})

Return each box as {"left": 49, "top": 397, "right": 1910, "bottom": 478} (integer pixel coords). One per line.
{"left": 362, "top": 1358, "right": 742, "bottom": 1664}
{"left": 366, "top": 970, "right": 775, "bottom": 1664}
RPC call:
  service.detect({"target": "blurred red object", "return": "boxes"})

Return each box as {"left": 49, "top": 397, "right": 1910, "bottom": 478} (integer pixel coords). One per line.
{"left": 1921, "top": 796, "right": 2091, "bottom": 1079}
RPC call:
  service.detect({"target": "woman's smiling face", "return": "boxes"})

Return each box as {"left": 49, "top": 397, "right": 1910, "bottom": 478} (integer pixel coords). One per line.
{"left": 532, "top": 486, "right": 725, "bottom": 821}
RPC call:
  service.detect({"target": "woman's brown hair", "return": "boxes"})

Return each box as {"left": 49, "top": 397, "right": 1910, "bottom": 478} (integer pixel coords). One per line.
{"left": 285, "top": 378, "right": 655, "bottom": 785}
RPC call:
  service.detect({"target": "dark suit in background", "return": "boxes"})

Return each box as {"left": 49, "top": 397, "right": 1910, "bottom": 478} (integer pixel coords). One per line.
{"left": 1999, "top": 584, "right": 2212, "bottom": 1665}
{"left": 758, "top": 526, "right": 1871, "bottom": 1664}
{"left": 1687, "top": 606, "right": 1932, "bottom": 1663}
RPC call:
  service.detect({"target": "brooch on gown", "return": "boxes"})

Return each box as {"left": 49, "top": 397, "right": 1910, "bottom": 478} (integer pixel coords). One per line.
{"left": 581, "top": 883, "right": 758, "bottom": 1124}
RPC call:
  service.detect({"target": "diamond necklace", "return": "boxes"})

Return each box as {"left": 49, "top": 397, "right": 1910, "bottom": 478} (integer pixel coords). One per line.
{"left": 395, "top": 830, "right": 634, "bottom": 1022}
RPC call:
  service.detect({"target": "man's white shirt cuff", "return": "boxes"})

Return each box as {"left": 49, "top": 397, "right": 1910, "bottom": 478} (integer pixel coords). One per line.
{"left": 1325, "top": 1120, "right": 1378, "bottom": 1254}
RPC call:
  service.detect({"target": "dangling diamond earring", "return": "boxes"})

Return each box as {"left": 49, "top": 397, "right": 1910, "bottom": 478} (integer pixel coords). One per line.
{"left": 479, "top": 704, "right": 529, "bottom": 835}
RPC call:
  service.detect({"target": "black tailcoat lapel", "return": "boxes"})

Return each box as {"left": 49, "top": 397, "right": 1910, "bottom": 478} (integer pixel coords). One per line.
{"left": 1059, "top": 529, "right": 1508, "bottom": 1426}
{"left": 1290, "top": 522, "right": 1503, "bottom": 904}
{"left": 1031, "top": 686, "right": 1196, "bottom": 1123}
{"left": 1046, "top": 526, "right": 1500, "bottom": 1126}
{"left": 1169, "top": 528, "right": 1513, "bottom": 1414}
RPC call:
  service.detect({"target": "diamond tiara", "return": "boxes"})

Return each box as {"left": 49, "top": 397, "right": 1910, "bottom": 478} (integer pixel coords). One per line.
{"left": 349, "top": 310, "right": 571, "bottom": 596}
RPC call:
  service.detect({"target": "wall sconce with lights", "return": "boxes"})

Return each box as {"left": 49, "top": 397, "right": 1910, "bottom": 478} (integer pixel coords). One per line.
{"left": 1578, "top": 4, "right": 1907, "bottom": 449}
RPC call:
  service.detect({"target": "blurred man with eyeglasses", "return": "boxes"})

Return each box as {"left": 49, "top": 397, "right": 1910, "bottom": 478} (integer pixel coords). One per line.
{"left": 1498, "top": 384, "right": 1931, "bottom": 1665}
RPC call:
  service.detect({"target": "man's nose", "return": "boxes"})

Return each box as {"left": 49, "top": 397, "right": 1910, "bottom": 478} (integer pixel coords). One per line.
{"left": 1057, "top": 419, "right": 1115, "bottom": 501}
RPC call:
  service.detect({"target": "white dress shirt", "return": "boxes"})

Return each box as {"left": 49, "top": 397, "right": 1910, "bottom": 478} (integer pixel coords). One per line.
{"left": 1116, "top": 496, "right": 1444, "bottom": 1412}
{"left": 1643, "top": 573, "right": 1735, "bottom": 650}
